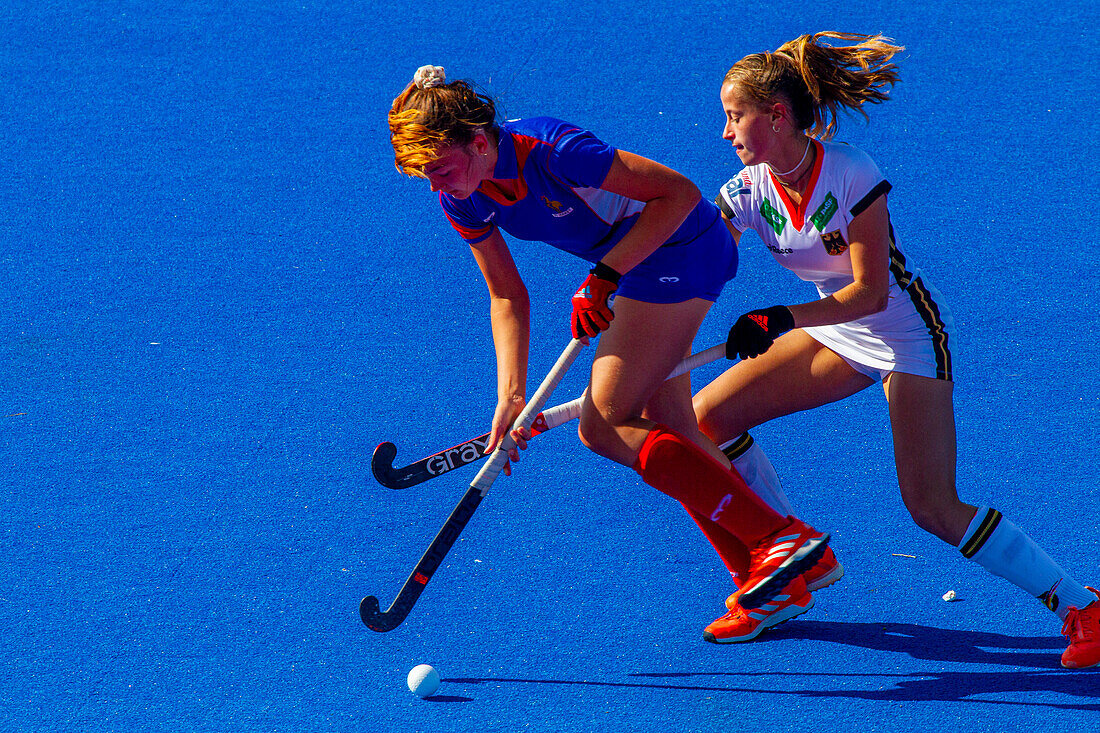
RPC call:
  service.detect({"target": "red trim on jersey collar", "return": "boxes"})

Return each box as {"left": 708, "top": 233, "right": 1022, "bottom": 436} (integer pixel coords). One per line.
{"left": 477, "top": 131, "right": 543, "bottom": 206}
{"left": 768, "top": 138, "right": 824, "bottom": 231}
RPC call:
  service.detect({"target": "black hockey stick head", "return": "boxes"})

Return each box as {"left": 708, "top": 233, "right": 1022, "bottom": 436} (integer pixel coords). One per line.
{"left": 371, "top": 441, "right": 416, "bottom": 490}
{"left": 371, "top": 433, "right": 493, "bottom": 491}
{"left": 360, "top": 595, "right": 402, "bottom": 632}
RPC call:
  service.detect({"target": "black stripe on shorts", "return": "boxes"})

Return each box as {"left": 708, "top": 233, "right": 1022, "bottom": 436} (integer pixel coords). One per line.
{"left": 906, "top": 275, "right": 953, "bottom": 381}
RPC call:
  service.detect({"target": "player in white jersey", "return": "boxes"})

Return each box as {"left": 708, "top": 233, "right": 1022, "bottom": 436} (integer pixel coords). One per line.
{"left": 718, "top": 138, "right": 952, "bottom": 381}
{"left": 688, "top": 32, "right": 1099, "bottom": 668}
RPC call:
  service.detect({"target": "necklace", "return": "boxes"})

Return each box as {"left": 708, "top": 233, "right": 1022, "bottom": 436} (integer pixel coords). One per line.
{"left": 779, "top": 160, "right": 813, "bottom": 189}
{"left": 768, "top": 139, "right": 812, "bottom": 178}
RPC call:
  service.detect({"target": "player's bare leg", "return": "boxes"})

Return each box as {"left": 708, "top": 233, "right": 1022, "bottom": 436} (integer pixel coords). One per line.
{"left": 687, "top": 330, "right": 866, "bottom": 635}
{"left": 578, "top": 302, "right": 831, "bottom": 610}
{"left": 694, "top": 329, "right": 875, "bottom": 441}
{"left": 883, "top": 371, "right": 1100, "bottom": 666}
{"left": 882, "top": 372, "right": 975, "bottom": 543}
{"left": 578, "top": 295, "right": 720, "bottom": 465}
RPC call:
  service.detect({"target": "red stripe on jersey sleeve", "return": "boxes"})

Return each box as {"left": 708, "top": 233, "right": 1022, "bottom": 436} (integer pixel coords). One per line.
{"left": 443, "top": 209, "right": 494, "bottom": 243}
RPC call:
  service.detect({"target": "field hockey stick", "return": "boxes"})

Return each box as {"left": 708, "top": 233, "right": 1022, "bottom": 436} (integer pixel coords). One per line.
{"left": 370, "top": 342, "right": 726, "bottom": 490}
{"left": 369, "top": 400, "right": 576, "bottom": 491}
{"left": 360, "top": 338, "right": 586, "bottom": 633}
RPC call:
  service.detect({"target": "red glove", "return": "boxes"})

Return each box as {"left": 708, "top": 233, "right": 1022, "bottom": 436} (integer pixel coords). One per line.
{"left": 571, "top": 262, "right": 621, "bottom": 339}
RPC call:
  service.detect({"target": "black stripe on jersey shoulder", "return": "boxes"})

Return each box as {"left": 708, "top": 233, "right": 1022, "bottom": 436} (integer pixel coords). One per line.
{"left": 850, "top": 180, "right": 892, "bottom": 218}
{"left": 715, "top": 194, "right": 734, "bottom": 220}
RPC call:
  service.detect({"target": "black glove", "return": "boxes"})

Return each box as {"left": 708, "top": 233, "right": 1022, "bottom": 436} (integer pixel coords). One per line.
{"left": 726, "top": 305, "right": 795, "bottom": 359}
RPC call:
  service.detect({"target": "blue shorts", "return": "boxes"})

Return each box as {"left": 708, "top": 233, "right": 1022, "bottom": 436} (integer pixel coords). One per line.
{"left": 616, "top": 208, "right": 738, "bottom": 304}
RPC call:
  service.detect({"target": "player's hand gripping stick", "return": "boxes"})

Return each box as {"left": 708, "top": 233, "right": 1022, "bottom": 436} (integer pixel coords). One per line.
{"left": 371, "top": 343, "right": 728, "bottom": 490}
{"left": 360, "top": 338, "right": 587, "bottom": 632}
{"left": 726, "top": 305, "right": 795, "bottom": 359}
{"left": 570, "top": 261, "right": 621, "bottom": 339}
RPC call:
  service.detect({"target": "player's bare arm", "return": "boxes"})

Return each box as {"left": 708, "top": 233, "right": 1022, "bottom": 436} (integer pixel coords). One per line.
{"left": 786, "top": 195, "right": 892, "bottom": 329}
{"left": 596, "top": 150, "right": 702, "bottom": 276}
{"left": 468, "top": 230, "right": 531, "bottom": 454}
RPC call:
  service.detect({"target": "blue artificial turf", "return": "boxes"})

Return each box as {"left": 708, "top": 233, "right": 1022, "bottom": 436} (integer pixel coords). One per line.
{"left": 1, "top": 1, "right": 1098, "bottom": 731}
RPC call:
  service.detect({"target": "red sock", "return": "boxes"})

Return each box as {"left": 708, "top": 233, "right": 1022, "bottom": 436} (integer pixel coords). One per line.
{"left": 685, "top": 506, "right": 750, "bottom": 583}
{"left": 634, "top": 425, "right": 788, "bottom": 545}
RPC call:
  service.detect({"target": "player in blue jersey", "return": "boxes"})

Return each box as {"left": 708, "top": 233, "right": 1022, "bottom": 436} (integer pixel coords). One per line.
{"left": 388, "top": 65, "right": 833, "bottom": 629}
{"left": 689, "top": 32, "right": 1099, "bottom": 666}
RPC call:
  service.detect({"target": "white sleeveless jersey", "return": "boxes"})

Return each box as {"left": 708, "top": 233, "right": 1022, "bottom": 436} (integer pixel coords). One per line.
{"left": 717, "top": 140, "right": 953, "bottom": 380}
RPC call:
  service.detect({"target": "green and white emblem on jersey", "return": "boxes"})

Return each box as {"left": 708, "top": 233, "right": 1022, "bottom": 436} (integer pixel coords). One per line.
{"left": 760, "top": 199, "right": 787, "bottom": 235}
{"left": 810, "top": 193, "right": 838, "bottom": 232}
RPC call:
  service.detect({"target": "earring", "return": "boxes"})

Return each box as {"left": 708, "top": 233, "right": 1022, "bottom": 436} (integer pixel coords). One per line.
{"left": 772, "top": 124, "right": 780, "bottom": 133}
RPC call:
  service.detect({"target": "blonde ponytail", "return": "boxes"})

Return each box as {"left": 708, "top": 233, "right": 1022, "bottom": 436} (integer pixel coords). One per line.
{"left": 724, "top": 32, "right": 904, "bottom": 139}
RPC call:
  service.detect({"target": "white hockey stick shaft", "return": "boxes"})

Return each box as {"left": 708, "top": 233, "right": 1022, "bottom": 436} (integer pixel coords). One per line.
{"left": 535, "top": 342, "right": 726, "bottom": 432}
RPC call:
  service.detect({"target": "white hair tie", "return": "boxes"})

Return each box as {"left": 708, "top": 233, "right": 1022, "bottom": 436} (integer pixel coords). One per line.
{"left": 413, "top": 65, "right": 446, "bottom": 90}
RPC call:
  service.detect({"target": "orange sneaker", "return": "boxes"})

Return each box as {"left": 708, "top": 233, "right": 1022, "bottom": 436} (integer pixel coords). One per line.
{"left": 725, "top": 545, "right": 841, "bottom": 610}
{"left": 738, "top": 517, "right": 829, "bottom": 609}
{"left": 724, "top": 543, "right": 842, "bottom": 611}
{"left": 705, "top": 577, "right": 814, "bottom": 644}
{"left": 1061, "top": 587, "right": 1100, "bottom": 669}
{"left": 804, "top": 546, "right": 844, "bottom": 592}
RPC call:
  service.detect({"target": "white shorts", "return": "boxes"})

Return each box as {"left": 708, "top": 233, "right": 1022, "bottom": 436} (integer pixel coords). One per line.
{"left": 802, "top": 275, "right": 954, "bottom": 383}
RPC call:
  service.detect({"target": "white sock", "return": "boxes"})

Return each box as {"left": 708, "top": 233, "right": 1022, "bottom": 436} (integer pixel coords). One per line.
{"left": 959, "top": 507, "right": 1095, "bottom": 619}
{"left": 720, "top": 433, "right": 796, "bottom": 517}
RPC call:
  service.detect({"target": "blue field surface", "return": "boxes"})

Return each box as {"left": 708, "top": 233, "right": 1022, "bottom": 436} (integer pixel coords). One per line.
{"left": 2, "top": 1, "right": 1098, "bottom": 731}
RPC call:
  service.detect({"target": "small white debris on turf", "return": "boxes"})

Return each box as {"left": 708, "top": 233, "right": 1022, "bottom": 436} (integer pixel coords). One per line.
{"left": 942, "top": 590, "right": 958, "bottom": 602}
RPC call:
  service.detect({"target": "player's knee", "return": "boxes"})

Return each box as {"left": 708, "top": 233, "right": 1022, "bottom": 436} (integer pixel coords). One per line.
{"left": 693, "top": 393, "right": 745, "bottom": 445}
{"left": 901, "top": 489, "right": 963, "bottom": 543}
{"left": 580, "top": 404, "right": 642, "bottom": 464}
{"left": 577, "top": 410, "right": 613, "bottom": 456}
{"left": 692, "top": 395, "right": 717, "bottom": 435}
{"left": 695, "top": 411, "right": 722, "bottom": 443}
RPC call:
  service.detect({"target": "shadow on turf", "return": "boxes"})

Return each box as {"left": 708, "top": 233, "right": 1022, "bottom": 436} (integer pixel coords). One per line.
{"left": 767, "top": 619, "right": 1068, "bottom": 668}
{"left": 447, "top": 621, "right": 1100, "bottom": 709}
{"left": 448, "top": 671, "right": 1100, "bottom": 711}
{"left": 657, "top": 620, "right": 1098, "bottom": 708}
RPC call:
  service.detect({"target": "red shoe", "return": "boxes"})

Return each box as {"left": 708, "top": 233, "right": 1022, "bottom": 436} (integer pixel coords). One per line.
{"left": 706, "top": 577, "right": 814, "bottom": 644}
{"left": 805, "top": 546, "right": 844, "bottom": 592}
{"left": 1061, "top": 587, "right": 1100, "bottom": 669}
{"left": 725, "top": 545, "right": 842, "bottom": 611}
{"left": 738, "top": 517, "right": 829, "bottom": 609}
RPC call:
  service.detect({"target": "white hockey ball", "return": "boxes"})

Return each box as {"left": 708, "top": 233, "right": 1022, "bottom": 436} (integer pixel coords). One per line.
{"left": 407, "top": 664, "right": 441, "bottom": 698}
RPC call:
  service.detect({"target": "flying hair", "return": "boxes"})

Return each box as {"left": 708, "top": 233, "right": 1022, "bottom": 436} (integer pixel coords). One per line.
{"left": 389, "top": 66, "right": 497, "bottom": 177}
{"left": 724, "top": 32, "right": 904, "bottom": 139}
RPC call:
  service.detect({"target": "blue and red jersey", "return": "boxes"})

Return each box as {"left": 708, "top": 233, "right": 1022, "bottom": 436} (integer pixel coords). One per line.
{"left": 440, "top": 117, "right": 716, "bottom": 263}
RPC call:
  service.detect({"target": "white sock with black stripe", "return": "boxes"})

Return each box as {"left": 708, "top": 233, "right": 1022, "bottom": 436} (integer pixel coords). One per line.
{"left": 720, "top": 433, "right": 795, "bottom": 517}
{"left": 959, "top": 507, "right": 1095, "bottom": 619}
